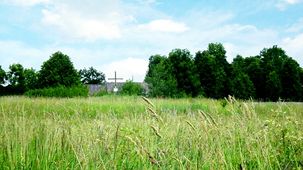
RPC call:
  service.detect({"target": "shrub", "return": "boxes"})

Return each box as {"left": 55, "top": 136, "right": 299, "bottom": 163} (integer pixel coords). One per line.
{"left": 93, "top": 89, "right": 108, "bottom": 97}
{"left": 120, "top": 80, "right": 144, "bottom": 96}
{"left": 25, "top": 86, "right": 88, "bottom": 98}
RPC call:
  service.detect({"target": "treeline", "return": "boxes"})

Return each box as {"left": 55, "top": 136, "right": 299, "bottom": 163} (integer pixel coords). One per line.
{"left": 1, "top": 44, "right": 303, "bottom": 100}
{"left": 0, "top": 51, "right": 143, "bottom": 97}
{"left": 145, "top": 43, "right": 303, "bottom": 101}
{"left": 0, "top": 52, "right": 104, "bottom": 97}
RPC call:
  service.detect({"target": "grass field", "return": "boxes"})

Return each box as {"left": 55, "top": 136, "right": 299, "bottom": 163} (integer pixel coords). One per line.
{"left": 0, "top": 96, "right": 302, "bottom": 169}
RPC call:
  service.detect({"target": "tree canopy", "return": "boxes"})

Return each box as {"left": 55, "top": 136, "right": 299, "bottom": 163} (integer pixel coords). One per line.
{"left": 0, "top": 66, "right": 6, "bottom": 85}
{"left": 38, "top": 51, "right": 80, "bottom": 88}
{"left": 79, "top": 67, "right": 105, "bottom": 84}
{"left": 0, "top": 44, "right": 302, "bottom": 101}
{"left": 145, "top": 44, "right": 303, "bottom": 101}
{"left": 145, "top": 55, "right": 178, "bottom": 97}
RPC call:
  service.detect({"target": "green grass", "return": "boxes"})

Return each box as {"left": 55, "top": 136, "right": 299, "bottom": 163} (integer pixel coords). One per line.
{"left": 0, "top": 96, "right": 302, "bottom": 169}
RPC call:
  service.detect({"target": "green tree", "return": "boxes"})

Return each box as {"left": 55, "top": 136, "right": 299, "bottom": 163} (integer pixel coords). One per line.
{"left": 145, "top": 55, "right": 178, "bottom": 97}
{"left": 120, "top": 80, "right": 144, "bottom": 96}
{"left": 266, "top": 71, "right": 282, "bottom": 101}
{"left": 259, "top": 45, "right": 302, "bottom": 101}
{"left": 280, "top": 58, "right": 302, "bottom": 101}
{"left": 195, "top": 43, "right": 230, "bottom": 98}
{"left": 6, "top": 63, "right": 25, "bottom": 93}
{"left": 195, "top": 51, "right": 217, "bottom": 98}
{"left": 79, "top": 67, "right": 105, "bottom": 84}
{"left": 38, "top": 51, "right": 80, "bottom": 88}
{"left": 168, "top": 49, "right": 201, "bottom": 97}
{"left": 24, "top": 68, "right": 38, "bottom": 90}
{"left": 230, "top": 55, "right": 255, "bottom": 99}
{"left": 7, "top": 64, "right": 25, "bottom": 88}
{"left": 243, "top": 56, "right": 264, "bottom": 100}
{"left": 208, "top": 43, "right": 231, "bottom": 96}
{"left": 0, "top": 66, "right": 6, "bottom": 85}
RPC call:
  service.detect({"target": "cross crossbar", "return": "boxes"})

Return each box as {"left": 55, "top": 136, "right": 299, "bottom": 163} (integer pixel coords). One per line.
{"left": 108, "top": 71, "right": 123, "bottom": 88}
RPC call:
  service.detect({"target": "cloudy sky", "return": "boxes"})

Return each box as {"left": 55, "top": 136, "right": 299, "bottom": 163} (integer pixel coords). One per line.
{"left": 0, "top": 0, "right": 303, "bottom": 82}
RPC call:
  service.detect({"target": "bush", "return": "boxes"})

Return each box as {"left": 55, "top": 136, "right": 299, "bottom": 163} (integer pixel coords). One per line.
{"left": 25, "top": 86, "right": 88, "bottom": 98}
{"left": 93, "top": 89, "right": 108, "bottom": 97}
{"left": 120, "top": 81, "right": 144, "bottom": 96}
{"left": 0, "top": 85, "right": 24, "bottom": 96}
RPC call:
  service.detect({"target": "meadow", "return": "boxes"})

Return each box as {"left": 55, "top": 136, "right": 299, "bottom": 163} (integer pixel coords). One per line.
{"left": 0, "top": 96, "right": 302, "bottom": 169}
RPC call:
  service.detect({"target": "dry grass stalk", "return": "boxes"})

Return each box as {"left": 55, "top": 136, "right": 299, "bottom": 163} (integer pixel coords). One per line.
{"left": 142, "top": 97, "right": 163, "bottom": 123}
{"left": 199, "top": 110, "right": 217, "bottom": 127}
{"left": 135, "top": 137, "right": 160, "bottom": 166}
{"left": 147, "top": 107, "right": 163, "bottom": 123}
{"left": 125, "top": 135, "right": 160, "bottom": 166}
{"left": 185, "top": 120, "right": 196, "bottom": 131}
{"left": 142, "top": 96, "right": 155, "bottom": 108}
{"left": 199, "top": 110, "right": 211, "bottom": 124}
{"left": 204, "top": 111, "right": 217, "bottom": 127}
{"left": 150, "top": 125, "right": 162, "bottom": 138}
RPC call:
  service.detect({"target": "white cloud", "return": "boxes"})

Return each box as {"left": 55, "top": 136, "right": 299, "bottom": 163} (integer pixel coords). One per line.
{"left": 0, "top": 40, "right": 48, "bottom": 70}
{"left": 138, "top": 19, "right": 189, "bottom": 33}
{"left": 284, "top": 0, "right": 301, "bottom": 4}
{"left": 276, "top": 0, "right": 302, "bottom": 10}
{"left": 102, "top": 58, "right": 148, "bottom": 82}
{"left": 0, "top": 40, "right": 150, "bottom": 81}
{"left": 3, "top": 0, "right": 50, "bottom": 6}
{"left": 287, "top": 18, "right": 303, "bottom": 32}
{"left": 280, "top": 33, "right": 303, "bottom": 66}
{"left": 40, "top": 6, "right": 126, "bottom": 41}
{"left": 37, "top": 0, "right": 137, "bottom": 42}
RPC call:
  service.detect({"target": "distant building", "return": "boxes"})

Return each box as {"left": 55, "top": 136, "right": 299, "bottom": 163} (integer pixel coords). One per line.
{"left": 87, "top": 82, "right": 148, "bottom": 95}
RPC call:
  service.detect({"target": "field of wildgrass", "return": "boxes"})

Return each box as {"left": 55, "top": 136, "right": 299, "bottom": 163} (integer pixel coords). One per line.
{"left": 0, "top": 96, "right": 302, "bottom": 169}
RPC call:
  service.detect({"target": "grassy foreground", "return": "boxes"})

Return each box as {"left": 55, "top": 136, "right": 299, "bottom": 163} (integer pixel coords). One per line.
{"left": 0, "top": 96, "right": 302, "bottom": 169}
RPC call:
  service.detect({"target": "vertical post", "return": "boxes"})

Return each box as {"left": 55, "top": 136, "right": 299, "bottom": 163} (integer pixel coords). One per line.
{"left": 115, "top": 71, "right": 117, "bottom": 87}
{"left": 108, "top": 71, "right": 123, "bottom": 93}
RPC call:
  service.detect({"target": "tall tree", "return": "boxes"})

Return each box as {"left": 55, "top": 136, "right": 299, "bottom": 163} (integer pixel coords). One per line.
{"left": 230, "top": 55, "right": 255, "bottom": 99}
{"left": 7, "top": 63, "right": 25, "bottom": 93}
{"left": 24, "top": 68, "right": 38, "bottom": 90}
{"left": 195, "top": 51, "right": 217, "bottom": 98}
{"left": 0, "top": 66, "right": 6, "bottom": 85}
{"left": 145, "top": 55, "right": 178, "bottom": 97}
{"left": 168, "top": 49, "right": 201, "bottom": 97}
{"left": 38, "top": 51, "right": 80, "bottom": 88}
{"left": 79, "top": 67, "right": 105, "bottom": 84}
{"left": 195, "top": 43, "right": 230, "bottom": 98}
{"left": 243, "top": 56, "right": 264, "bottom": 99}
{"left": 266, "top": 71, "right": 282, "bottom": 101}
{"left": 280, "top": 58, "right": 302, "bottom": 100}
{"left": 7, "top": 64, "right": 25, "bottom": 87}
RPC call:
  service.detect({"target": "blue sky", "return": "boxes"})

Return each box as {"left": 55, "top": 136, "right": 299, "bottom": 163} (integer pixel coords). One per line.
{"left": 0, "top": 0, "right": 303, "bottom": 81}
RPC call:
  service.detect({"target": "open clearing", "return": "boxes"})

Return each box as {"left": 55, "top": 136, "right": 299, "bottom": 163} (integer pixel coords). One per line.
{"left": 0, "top": 96, "right": 302, "bottom": 169}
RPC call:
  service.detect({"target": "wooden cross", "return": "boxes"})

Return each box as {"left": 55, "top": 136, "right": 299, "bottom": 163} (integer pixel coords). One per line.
{"left": 108, "top": 71, "right": 123, "bottom": 90}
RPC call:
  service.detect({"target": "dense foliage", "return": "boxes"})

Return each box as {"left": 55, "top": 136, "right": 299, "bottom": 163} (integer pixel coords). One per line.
{"left": 38, "top": 51, "right": 80, "bottom": 88}
{"left": 79, "top": 67, "right": 105, "bottom": 84}
{"left": 0, "top": 66, "right": 6, "bottom": 85}
{"left": 1, "top": 44, "right": 303, "bottom": 100}
{"left": 146, "top": 44, "right": 303, "bottom": 101}
{"left": 0, "top": 51, "right": 86, "bottom": 97}
{"left": 120, "top": 80, "right": 144, "bottom": 96}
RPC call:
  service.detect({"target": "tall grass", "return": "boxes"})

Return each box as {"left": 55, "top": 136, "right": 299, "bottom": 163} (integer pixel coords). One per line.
{"left": 0, "top": 96, "right": 302, "bottom": 169}
{"left": 24, "top": 86, "right": 88, "bottom": 98}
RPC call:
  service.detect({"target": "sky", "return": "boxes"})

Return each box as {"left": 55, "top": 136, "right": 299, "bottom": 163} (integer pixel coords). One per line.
{"left": 0, "top": 0, "right": 303, "bottom": 82}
